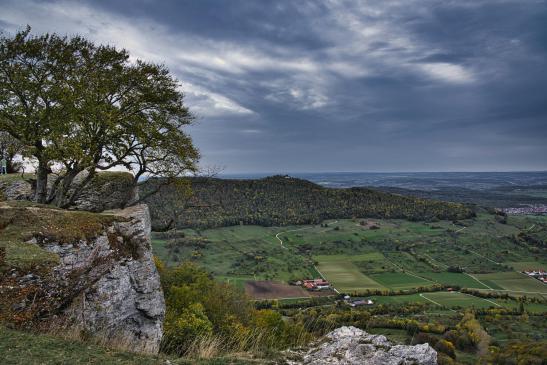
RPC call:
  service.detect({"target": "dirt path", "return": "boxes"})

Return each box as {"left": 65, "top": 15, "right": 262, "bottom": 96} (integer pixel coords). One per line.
{"left": 274, "top": 221, "right": 340, "bottom": 293}
{"left": 275, "top": 227, "right": 313, "bottom": 249}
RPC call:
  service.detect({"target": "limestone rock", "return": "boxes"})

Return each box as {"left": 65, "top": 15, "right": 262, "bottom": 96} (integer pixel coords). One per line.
{"left": 286, "top": 326, "right": 437, "bottom": 365}
{"left": 0, "top": 171, "right": 136, "bottom": 212}
{"left": 70, "top": 171, "right": 137, "bottom": 212}
{"left": 59, "top": 204, "right": 164, "bottom": 354}
{"left": 0, "top": 178, "right": 33, "bottom": 200}
{"left": 1, "top": 204, "right": 164, "bottom": 354}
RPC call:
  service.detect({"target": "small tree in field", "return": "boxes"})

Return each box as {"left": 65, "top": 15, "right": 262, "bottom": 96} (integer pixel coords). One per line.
{"left": 0, "top": 27, "right": 199, "bottom": 205}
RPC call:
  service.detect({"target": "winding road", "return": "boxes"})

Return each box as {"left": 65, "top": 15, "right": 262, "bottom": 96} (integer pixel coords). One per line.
{"left": 274, "top": 221, "right": 340, "bottom": 293}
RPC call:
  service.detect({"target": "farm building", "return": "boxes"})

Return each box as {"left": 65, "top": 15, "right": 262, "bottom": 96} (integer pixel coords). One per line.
{"left": 349, "top": 299, "right": 374, "bottom": 307}
{"left": 302, "top": 278, "right": 331, "bottom": 290}
{"left": 523, "top": 269, "right": 547, "bottom": 283}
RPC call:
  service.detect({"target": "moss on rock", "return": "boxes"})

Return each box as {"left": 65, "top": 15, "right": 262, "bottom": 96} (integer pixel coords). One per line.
{"left": 0, "top": 201, "right": 119, "bottom": 271}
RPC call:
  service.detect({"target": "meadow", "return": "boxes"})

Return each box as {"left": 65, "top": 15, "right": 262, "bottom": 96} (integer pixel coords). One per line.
{"left": 152, "top": 212, "right": 547, "bottom": 308}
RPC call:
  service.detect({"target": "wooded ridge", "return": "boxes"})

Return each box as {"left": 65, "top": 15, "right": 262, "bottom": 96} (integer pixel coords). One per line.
{"left": 141, "top": 175, "right": 475, "bottom": 230}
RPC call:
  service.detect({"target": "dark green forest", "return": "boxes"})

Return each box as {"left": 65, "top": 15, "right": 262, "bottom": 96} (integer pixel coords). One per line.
{"left": 142, "top": 176, "right": 474, "bottom": 230}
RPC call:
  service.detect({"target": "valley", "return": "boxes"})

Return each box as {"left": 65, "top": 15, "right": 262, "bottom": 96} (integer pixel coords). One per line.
{"left": 152, "top": 212, "right": 547, "bottom": 310}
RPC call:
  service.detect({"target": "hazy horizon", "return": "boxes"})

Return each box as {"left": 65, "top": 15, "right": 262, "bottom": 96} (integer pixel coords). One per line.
{"left": 221, "top": 170, "right": 547, "bottom": 175}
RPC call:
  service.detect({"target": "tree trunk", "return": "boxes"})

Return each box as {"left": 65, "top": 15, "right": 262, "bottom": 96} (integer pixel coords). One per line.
{"left": 53, "top": 168, "right": 81, "bottom": 207}
{"left": 35, "top": 159, "right": 49, "bottom": 204}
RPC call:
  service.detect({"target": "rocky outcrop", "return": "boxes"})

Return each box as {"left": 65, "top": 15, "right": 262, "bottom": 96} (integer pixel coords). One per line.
{"left": 0, "top": 204, "right": 164, "bottom": 354}
{"left": 0, "top": 177, "right": 33, "bottom": 200}
{"left": 285, "top": 326, "right": 437, "bottom": 365}
{"left": 0, "top": 171, "right": 136, "bottom": 212}
{"left": 70, "top": 171, "right": 138, "bottom": 212}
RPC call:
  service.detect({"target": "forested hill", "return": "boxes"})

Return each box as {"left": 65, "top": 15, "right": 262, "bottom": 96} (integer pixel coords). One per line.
{"left": 142, "top": 175, "right": 475, "bottom": 230}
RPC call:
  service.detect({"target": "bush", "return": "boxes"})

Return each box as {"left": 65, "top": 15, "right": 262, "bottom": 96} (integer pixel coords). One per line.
{"left": 434, "top": 339, "right": 456, "bottom": 359}
{"left": 157, "top": 260, "right": 313, "bottom": 356}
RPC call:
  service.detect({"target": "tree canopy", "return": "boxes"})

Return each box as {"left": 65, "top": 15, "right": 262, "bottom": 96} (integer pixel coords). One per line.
{"left": 0, "top": 27, "right": 199, "bottom": 205}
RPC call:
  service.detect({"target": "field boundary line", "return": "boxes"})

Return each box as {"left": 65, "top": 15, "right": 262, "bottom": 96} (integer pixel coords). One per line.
{"left": 476, "top": 289, "right": 547, "bottom": 294}
{"left": 460, "top": 292, "right": 502, "bottom": 308}
{"left": 314, "top": 264, "right": 340, "bottom": 294}
{"left": 464, "top": 273, "right": 493, "bottom": 290}
{"left": 467, "top": 249, "right": 501, "bottom": 265}
{"left": 382, "top": 257, "right": 436, "bottom": 284}
{"left": 419, "top": 294, "right": 458, "bottom": 313}
{"left": 421, "top": 253, "right": 448, "bottom": 269}
{"left": 419, "top": 293, "right": 442, "bottom": 306}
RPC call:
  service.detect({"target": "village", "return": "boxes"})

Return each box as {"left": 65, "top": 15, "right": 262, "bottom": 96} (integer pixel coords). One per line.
{"left": 523, "top": 268, "right": 547, "bottom": 284}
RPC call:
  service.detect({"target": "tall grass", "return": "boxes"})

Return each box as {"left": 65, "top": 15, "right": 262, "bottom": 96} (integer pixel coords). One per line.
{"left": 160, "top": 321, "right": 316, "bottom": 360}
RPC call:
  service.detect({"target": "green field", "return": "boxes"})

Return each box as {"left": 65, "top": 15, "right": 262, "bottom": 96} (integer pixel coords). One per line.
{"left": 368, "top": 272, "right": 433, "bottom": 290}
{"left": 152, "top": 213, "right": 547, "bottom": 302}
{"left": 506, "top": 261, "right": 547, "bottom": 271}
{"left": 316, "top": 256, "right": 384, "bottom": 292}
{"left": 473, "top": 272, "right": 547, "bottom": 293}
{"left": 367, "top": 291, "right": 547, "bottom": 313}
{"left": 417, "top": 272, "right": 490, "bottom": 289}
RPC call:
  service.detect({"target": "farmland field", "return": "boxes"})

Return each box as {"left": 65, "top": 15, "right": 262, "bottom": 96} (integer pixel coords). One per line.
{"left": 368, "top": 272, "right": 433, "bottom": 290}
{"left": 316, "top": 257, "right": 384, "bottom": 292}
{"left": 244, "top": 281, "right": 334, "bottom": 299}
{"left": 473, "top": 272, "right": 547, "bottom": 293}
{"left": 416, "top": 272, "right": 490, "bottom": 289}
{"left": 152, "top": 213, "right": 547, "bottom": 302}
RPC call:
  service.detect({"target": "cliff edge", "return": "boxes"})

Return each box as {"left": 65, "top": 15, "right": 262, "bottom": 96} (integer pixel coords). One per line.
{"left": 0, "top": 202, "right": 164, "bottom": 354}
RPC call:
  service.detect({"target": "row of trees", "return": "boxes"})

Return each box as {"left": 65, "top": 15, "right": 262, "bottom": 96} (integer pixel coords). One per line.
{"left": 0, "top": 27, "right": 198, "bottom": 206}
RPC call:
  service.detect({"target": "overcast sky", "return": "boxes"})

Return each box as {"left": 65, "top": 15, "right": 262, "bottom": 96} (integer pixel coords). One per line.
{"left": 1, "top": 0, "right": 546, "bottom": 173}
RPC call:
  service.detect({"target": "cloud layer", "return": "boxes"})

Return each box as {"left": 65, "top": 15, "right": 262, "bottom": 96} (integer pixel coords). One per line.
{"left": 1, "top": 0, "right": 546, "bottom": 172}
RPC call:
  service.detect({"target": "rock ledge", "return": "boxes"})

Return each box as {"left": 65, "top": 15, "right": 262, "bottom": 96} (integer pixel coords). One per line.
{"left": 286, "top": 326, "right": 437, "bottom": 365}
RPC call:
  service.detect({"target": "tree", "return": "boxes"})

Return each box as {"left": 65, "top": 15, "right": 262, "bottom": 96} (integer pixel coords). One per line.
{"left": 0, "top": 27, "right": 198, "bottom": 205}
{"left": 0, "top": 27, "right": 74, "bottom": 201}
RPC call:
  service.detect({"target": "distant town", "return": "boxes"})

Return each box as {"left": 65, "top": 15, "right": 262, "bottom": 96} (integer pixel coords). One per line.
{"left": 523, "top": 269, "right": 547, "bottom": 284}
{"left": 502, "top": 205, "right": 547, "bottom": 215}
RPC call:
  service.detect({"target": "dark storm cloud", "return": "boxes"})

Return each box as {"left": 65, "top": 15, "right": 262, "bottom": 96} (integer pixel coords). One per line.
{"left": 1, "top": 0, "right": 546, "bottom": 172}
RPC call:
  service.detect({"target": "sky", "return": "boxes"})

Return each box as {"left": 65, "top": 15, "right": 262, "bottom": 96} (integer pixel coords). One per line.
{"left": 1, "top": 0, "right": 546, "bottom": 173}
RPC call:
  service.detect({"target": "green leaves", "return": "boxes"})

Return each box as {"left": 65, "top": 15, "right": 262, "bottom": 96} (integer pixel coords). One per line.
{"left": 0, "top": 27, "right": 199, "bottom": 205}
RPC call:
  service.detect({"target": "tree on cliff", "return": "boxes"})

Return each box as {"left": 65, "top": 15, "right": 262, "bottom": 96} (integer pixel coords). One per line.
{"left": 0, "top": 27, "right": 199, "bottom": 205}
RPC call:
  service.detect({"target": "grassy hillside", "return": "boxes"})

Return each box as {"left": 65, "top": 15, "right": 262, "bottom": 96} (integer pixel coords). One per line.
{"left": 142, "top": 176, "right": 474, "bottom": 230}
{"left": 0, "top": 326, "right": 256, "bottom": 365}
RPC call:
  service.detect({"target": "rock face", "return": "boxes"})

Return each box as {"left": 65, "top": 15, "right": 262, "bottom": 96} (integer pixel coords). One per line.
{"left": 1, "top": 204, "right": 164, "bottom": 354}
{"left": 286, "top": 326, "right": 437, "bottom": 365}
{"left": 0, "top": 171, "right": 136, "bottom": 212}
{"left": 70, "top": 172, "right": 138, "bottom": 212}
{"left": 0, "top": 178, "right": 33, "bottom": 200}
{"left": 60, "top": 205, "right": 164, "bottom": 354}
